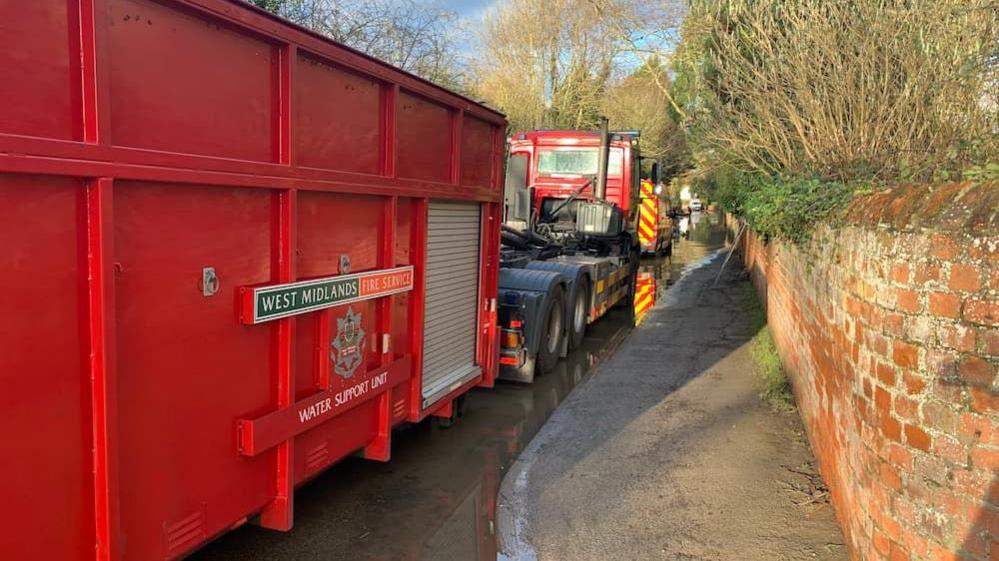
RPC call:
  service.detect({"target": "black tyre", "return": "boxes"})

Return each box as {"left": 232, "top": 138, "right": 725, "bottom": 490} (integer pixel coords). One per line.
{"left": 567, "top": 283, "right": 589, "bottom": 351}
{"left": 536, "top": 285, "right": 565, "bottom": 375}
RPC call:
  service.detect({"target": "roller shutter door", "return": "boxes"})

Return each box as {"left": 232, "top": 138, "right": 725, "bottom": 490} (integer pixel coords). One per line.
{"left": 421, "top": 201, "right": 482, "bottom": 407}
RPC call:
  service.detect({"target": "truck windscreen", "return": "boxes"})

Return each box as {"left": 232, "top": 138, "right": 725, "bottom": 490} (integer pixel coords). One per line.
{"left": 537, "top": 148, "right": 622, "bottom": 177}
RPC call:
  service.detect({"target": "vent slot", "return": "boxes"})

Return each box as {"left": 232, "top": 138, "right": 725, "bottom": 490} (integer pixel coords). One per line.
{"left": 305, "top": 442, "right": 330, "bottom": 472}
{"left": 164, "top": 508, "right": 206, "bottom": 556}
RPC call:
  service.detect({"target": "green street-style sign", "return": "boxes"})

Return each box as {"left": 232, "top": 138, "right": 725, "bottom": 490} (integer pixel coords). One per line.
{"left": 240, "top": 266, "right": 414, "bottom": 324}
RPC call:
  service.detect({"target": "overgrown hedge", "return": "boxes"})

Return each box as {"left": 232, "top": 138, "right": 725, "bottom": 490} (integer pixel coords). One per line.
{"left": 670, "top": 0, "right": 998, "bottom": 243}
{"left": 697, "top": 173, "right": 861, "bottom": 243}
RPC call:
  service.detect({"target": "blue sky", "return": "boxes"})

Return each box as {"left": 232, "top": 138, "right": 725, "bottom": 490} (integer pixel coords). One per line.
{"left": 437, "top": 0, "right": 495, "bottom": 56}
{"left": 439, "top": 0, "right": 494, "bottom": 16}
{"left": 437, "top": 0, "right": 679, "bottom": 70}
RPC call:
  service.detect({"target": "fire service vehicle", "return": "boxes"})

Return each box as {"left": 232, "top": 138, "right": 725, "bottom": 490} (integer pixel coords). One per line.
{"left": 496, "top": 122, "right": 663, "bottom": 382}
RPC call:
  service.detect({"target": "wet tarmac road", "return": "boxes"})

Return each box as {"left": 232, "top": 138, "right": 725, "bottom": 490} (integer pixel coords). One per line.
{"left": 190, "top": 211, "right": 728, "bottom": 561}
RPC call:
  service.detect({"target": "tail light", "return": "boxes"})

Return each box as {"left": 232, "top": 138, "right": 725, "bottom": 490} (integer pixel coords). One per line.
{"left": 503, "top": 329, "right": 521, "bottom": 348}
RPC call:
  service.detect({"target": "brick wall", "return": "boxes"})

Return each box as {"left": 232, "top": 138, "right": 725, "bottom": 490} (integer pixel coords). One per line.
{"left": 733, "top": 183, "right": 999, "bottom": 560}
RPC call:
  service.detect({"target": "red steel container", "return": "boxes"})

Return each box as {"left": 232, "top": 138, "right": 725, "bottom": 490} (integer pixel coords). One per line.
{"left": 0, "top": 1, "right": 505, "bottom": 559}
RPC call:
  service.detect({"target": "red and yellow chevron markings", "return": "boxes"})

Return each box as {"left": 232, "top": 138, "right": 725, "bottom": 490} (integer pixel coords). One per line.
{"left": 633, "top": 270, "right": 656, "bottom": 323}
{"left": 638, "top": 179, "right": 658, "bottom": 250}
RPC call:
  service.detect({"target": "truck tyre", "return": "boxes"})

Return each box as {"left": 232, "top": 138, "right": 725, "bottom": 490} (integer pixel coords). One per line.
{"left": 567, "top": 283, "right": 589, "bottom": 351}
{"left": 537, "top": 285, "right": 565, "bottom": 375}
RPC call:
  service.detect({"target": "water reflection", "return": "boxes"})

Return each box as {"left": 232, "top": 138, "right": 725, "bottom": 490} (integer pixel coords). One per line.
{"left": 421, "top": 337, "right": 622, "bottom": 561}
{"left": 633, "top": 265, "right": 659, "bottom": 324}
{"left": 191, "top": 212, "right": 729, "bottom": 561}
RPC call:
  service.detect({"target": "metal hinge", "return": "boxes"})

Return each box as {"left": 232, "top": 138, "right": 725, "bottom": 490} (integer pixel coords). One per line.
{"left": 202, "top": 267, "right": 220, "bottom": 297}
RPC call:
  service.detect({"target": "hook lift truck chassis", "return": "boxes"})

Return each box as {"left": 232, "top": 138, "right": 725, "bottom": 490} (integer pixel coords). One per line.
{"left": 497, "top": 119, "right": 657, "bottom": 382}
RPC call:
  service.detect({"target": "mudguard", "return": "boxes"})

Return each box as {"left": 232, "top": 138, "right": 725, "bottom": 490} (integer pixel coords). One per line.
{"left": 498, "top": 267, "right": 566, "bottom": 357}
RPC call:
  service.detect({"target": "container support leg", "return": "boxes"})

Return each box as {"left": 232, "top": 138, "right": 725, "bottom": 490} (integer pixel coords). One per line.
{"left": 87, "top": 178, "right": 121, "bottom": 561}
{"left": 363, "top": 195, "right": 396, "bottom": 461}
{"left": 406, "top": 198, "right": 429, "bottom": 421}
{"left": 259, "top": 189, "right": 297, "bottom": 531}
{"left": 361, "top": 393, "right": 392, "bottom": 461}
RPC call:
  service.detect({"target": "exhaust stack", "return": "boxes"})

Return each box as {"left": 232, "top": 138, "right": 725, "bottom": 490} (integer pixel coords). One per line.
{"left": 594, "top": 116, "right": 610, "bottom": 201}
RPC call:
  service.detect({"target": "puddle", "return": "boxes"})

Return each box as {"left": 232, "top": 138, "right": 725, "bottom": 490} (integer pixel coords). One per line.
{"left": 190, "top": 211, "right": 728, "bottom": 561}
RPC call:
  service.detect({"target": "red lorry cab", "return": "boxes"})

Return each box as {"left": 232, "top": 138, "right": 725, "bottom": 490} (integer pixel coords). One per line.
{"left": 508, "top": 130, "right": 641, "bottom": 225}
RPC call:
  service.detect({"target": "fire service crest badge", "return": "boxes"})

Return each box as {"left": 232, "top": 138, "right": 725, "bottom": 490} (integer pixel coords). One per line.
{"left": 331, "top": 307, "right": 365, "bottom": 378}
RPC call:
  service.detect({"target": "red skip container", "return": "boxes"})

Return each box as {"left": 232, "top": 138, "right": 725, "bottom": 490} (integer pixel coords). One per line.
{"left": 0, "top": 1, "right": 505, "bottom": 559}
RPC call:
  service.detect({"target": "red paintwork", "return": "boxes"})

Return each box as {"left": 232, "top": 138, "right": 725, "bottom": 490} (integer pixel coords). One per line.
{"left": 508, "top": 129, "right": 641, "bottom": 219}
{"left": 0, "top": 1, "right": 504, "bottom": 560}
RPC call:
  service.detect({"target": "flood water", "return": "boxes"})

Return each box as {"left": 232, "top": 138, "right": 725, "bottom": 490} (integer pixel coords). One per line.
{"left": 190, "top": 211, "right": 728, "bottom": 561}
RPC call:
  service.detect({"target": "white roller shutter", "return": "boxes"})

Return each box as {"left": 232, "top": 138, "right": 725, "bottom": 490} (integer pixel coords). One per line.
{"left": 421, "top": 201, "right": 482, "bottom": 407}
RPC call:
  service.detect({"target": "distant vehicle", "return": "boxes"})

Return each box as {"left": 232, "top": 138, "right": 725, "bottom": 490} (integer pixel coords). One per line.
{"left": 690, "top": 198, "right": 704, "bottom": 212}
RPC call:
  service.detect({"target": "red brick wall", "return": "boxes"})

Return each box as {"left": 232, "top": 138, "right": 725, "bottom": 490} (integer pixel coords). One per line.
{"left": 734, "top": 183, "right": 999, "bottom": 560}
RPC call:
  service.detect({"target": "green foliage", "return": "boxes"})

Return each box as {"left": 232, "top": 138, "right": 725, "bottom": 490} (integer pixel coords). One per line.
{"left": 897, "top": 138, "right": 999, "bottom": 184}
{"left": 742, "top": 179, "right": 859, "bottom": 243}
{"left": 962, "top": 162, "right": 999, "bottom": 183}
{"left": 695, "top": 171, "right": 864, "bottom": 243}
{"left": 752, "top": 326, "right": 794, "bottom": 412}
{"left": 744, "top": 286, "right": 794, "bottom": 412}
{"left": 743, "top": 283, "right": 766, "bottom": 332}
{"left": 691, "top": 171, "right": 870, "bottom": 243}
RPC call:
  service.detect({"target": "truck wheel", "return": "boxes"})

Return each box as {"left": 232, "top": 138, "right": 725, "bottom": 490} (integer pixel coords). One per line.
{"left": 537, "top": 285, "right": 565, "bottom": 375}
{"left": 567, "top": 284, "right": 589, "bottom": 351}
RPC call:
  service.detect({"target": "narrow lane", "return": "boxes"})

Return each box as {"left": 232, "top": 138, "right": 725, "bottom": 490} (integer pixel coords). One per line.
{"left": 496, "top": 211, "right": 846, "bottom": 561}
{"left": 190, "top": 212, "right": 728, "bottom": 561}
